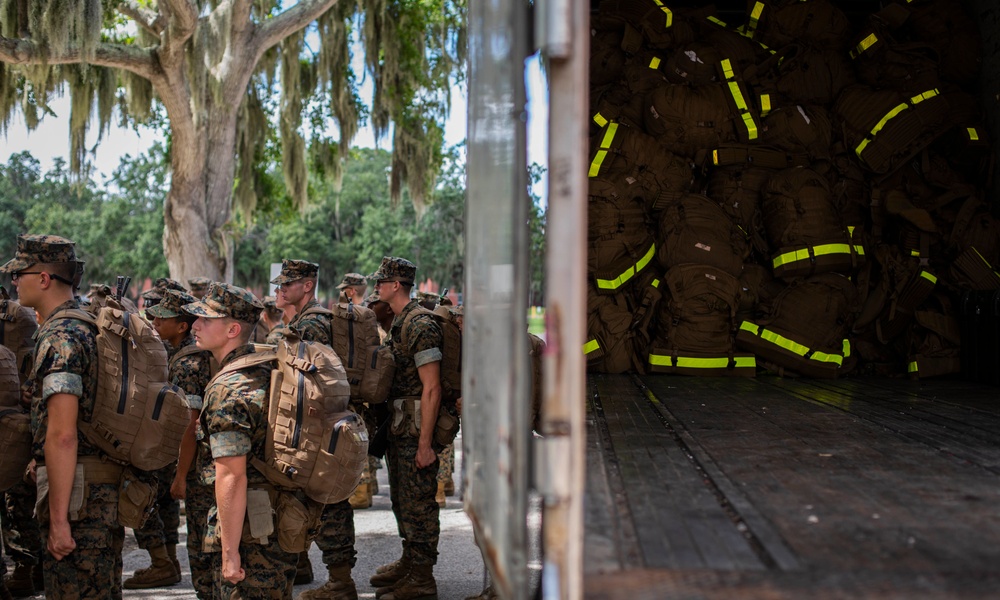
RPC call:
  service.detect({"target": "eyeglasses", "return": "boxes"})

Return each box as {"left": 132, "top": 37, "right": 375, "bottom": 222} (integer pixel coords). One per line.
{"left": 11, "top": 271, "right": 43, "bottom": 281}
{"left": 373, "top": 279, "right": 398, "bottom": 288}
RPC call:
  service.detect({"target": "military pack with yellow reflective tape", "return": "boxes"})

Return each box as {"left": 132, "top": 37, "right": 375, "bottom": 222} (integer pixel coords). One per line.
{"left": 584, "top": 0, "right": 996, "bottom": 380}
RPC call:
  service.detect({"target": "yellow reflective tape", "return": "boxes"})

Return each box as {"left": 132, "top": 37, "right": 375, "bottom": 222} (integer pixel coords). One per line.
{"left": 856, "top": 102, "right": 909, "bottom": 157}
{"left": 911, "top": 249, "right": 921, "bottom": 257}
{"left": 851, "top": 33, "right": 878, "bottom": 59}
{"left": 593, "top": 113, "right": 608, "bottom": 128}
{"left": 911, "top": 89, "right": 939, "bottom": 104}
{"left": 583, "top": 339, "right": 601, "bottom": 355}
{"left": 971, "top": 246, "right": 996, "bottom": 270}
{"left": 594, "top": 243, "right": 656, "bottom": 291}
{"left": 772, "top": 243, "right": 852, "bottom": 269}
{"left": 651, "top": 278, "right": 660, "bottom": 289}
{"left": 747, "top": 2, "right": 764, "bottom": 38}
{"left": 920, "top": 271, "right": 938, "bottom": 285}
{"left": 648, "top": 354, "right": 756, "bottom": 369}
{"left": 967, "top": 127, "right": 980, "bottom": 141}
{"left": 720, "top": 58, "right": 735, "bottom": 79}
{"left": 847, "top": 226, "right": 856, "bottom": 236}
{"left": 589, "top": 150, "right": 608, "bottom": 178}
{"left": 713, "top": 149, "right": 720, "bottom": 165}
{"left": 741, "top": 322, "right": 843, "bottom": 365}
{"left": 600, "top": 122, "right": 619, "bottom": 148}
{"left": 908, "top": 360, "right": 919, "bottom": 374}
{"left": 854, "top": 245, "right": 866, "bottom": 256}
{"left": 652, "top": 0, "right": 673, "bottom": 27}
{"left": 760, "top": 94, "right": 771, "bottom": 117}
{"left": 707, "top": 16, "right": 726, "bottom": 27}
{"left": 649, "top": 57, "right": 662, "bottom": 70}
{"left": 843, "top": 339, "right": 851, "bottom": 359}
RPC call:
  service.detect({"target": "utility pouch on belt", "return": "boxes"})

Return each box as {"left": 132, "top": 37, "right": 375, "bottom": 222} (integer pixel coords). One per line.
{"left": 274, "top": 492, "right": 323, "bottom": 553}
{"left": 35, "top": 463, "right": 87, "bottom": 524}
{"left": 245, "top": 488, "right": 274, "bottom": 544}
{"left": 391, "top": 398, "right": 420, "bottom": 437}
{"left": 118, "top": 467, "right": 156, "bottom": 529}
{"left": 434, "top": 404, "right": 461, "bottom": 447}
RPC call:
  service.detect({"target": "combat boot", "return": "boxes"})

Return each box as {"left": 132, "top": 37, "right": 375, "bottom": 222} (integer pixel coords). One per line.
{"left": 295, "top": 564, "right": 357, "bottom": 600}
{"left": 435, "top": 482, "right": 446, "bottom": 508}
{"left": 296, "top": 551, "right": 315, "bottom": 585}
{"left": 443, "top": 477, "right": 455, "bottom": 497}
{"left": 380, "top": 564, "right": 437, "bottom": 600}
{"left": 349, "top": 482, "right": 371, "bottom": 509}
{"left": 123, "top": 545, "right": 181, "bottom": 589}
{"left": 4, "top": 563, "right": 36, "bottom": 598}
{"left": 370, "top": 554, "right": 411, "bottom": 588}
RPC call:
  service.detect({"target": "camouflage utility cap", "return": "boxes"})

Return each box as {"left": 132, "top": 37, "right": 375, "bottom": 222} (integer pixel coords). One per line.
{"left": 364, "top": 291, "right": 384, "bottom": 307}
{"left": 188, "top": 277, "right": 212, "bottom": 293}
{"left": 147, "top": 289, "right": 199, "bottom": 319}
{"left": 0, "top": 234, "right": 78, "bottom": 273}
{"left": 262, "top": 295, "right": 278, "bottom": 309}
{"left": 270, "top": 259, "right": 319, "bottom": 285}
{"left": 337, "top": 272, "right": 367, "bottom": 289}
{"left": 369, "top": 256, "right": 416, "bottom": 286}
{"left": 153, "top": 277, "right": 188, "bottom": 293}
{"left": 182, "top": 282, "right": 263, "bottom": 323}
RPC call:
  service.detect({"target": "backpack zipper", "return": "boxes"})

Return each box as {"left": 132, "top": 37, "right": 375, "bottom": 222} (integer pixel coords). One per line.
{"left": 152, "top": 384, "right": 180, "bottom": 420}
{"left": 118, "top": 312, "right": 130, "bottom": 414}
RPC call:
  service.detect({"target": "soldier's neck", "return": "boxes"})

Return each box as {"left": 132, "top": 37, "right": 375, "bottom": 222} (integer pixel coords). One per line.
{"left": 34, "top": 290, "right": 76, "bottom": 322}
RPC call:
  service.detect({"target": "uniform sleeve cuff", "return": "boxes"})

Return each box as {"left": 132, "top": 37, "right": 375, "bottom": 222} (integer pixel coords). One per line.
{"left": 209, "top": 432, "right": 252, "bottom": 458}
{"left": 41, "top": 373, "right": 83, "bottom": 401}
{"left": 414, "top": 348, "right": 443, "bottom": 368}
{"left": 183, "top": 394, "right": 204, "bottom": 411}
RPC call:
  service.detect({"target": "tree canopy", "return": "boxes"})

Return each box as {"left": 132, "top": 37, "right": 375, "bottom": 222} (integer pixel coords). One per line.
{"left": 0, "top": 0, "right": 466, "bottom": 281}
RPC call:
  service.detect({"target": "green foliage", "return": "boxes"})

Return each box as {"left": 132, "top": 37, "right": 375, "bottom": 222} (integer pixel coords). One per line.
{"left": 0, "top": 145, "right": 170, "bottom": 292}
{"left": 528, "top": 162, "right": 546, "bottom": 306}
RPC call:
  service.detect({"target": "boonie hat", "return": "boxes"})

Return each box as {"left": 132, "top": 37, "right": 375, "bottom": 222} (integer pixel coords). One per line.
{"left": 0, "top": 234, "right": 78, "bottom": 273}
{"left": 182, "top": 282, "right": 263, "bottom": 323}
{"left": 147, "top": 289, "right": 199, "bottom": 319}
{"left": 337, "top": 273, "right": 367, "bottom": 289}
{"left": 270, "top": 259, "right": 319, "bottom": 285}
{"left": 369, "top": 257, "right": 416, "bottom": 286}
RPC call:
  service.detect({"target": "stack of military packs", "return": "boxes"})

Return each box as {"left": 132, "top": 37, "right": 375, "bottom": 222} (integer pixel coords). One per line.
{"left": 586, "top": 0, "right": 998, "bottom": 380}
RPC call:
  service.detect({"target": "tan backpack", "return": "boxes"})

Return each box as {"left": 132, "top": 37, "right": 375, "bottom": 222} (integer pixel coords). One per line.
{"left": 400, "top": 305, "right": 462, "bottom": 405}
{"left": 224, "top": 334, "right": 367, "bottom": 505}
{"left": 56, "top": 299, "right": 189, "bottom": 471}
{"left": 0, "top": 287, "right": 38, "bottom": 383}
{"left": 300, "top": 303, "right": 395, "bottom": 405}
{"left": 0, "top": 344, "right": 30, "bottom": 492}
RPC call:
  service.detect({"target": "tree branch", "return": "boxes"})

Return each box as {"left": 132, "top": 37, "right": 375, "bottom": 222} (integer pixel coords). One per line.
{"left": 0, "top": 37, "right": 157, "bottom": 79}
{"left": 161, "top": 0, "right": 199, "bottom": 37}
{"left": 118, "top": 1, "right": 166, "bottom": 36}
{"left": 251, "top": 0, "right": 339, "bottom": 59}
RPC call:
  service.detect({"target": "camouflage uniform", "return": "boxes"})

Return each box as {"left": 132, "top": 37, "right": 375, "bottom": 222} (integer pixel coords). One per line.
{"left": 184, "top": 284, "right": 297, "bottom": 600}
{"left": 187, "top": 277, "right": 213, "bottom": 300}
{"left": 272, "top": 262, "right": 359, "bottom": 596}
{"left": 1, "top": 235, "right": 125, "bottom": 600}
{"left": 150, "top": 290, "right": 217, "bottom": 598}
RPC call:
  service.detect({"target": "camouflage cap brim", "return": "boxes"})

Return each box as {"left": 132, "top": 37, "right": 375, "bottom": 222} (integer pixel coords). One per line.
{"left": 145, "top": 304, "right": 183, "bottom": 319}
{"left": 0, "top": 257, "right": 31, "bottom": 274}
{"left": 269, "top": 274, "right": 300, "bottom": 285}
{"left": 181, "top": 299, "right": 227, "bottom": 319}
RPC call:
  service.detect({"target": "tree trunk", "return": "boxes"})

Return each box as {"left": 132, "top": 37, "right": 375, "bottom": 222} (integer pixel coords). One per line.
{"left": 162, "top": 99, "right": 241, "bottom": 284}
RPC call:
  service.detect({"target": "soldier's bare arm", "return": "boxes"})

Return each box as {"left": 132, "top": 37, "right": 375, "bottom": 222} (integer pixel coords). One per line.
{"left": 415, "top": 361, "right": 441, "bottom": 469}
{"left": 44, "top": 392, "right": 79, "bottom": 560}
{"left": 171, "top": 409, "right": 200, "bottom": 499}
{"left": 216, "top": 454, "right": 248, "bottom": 584}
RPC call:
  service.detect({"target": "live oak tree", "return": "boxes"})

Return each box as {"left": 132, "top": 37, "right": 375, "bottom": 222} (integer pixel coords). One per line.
{"left": 0, "top": 0, "right": 465, "bottom": 281}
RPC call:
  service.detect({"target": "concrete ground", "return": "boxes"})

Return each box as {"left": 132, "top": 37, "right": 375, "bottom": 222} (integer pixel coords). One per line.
{"left": 8, "top": 440, "right": 494, "bottom": 599}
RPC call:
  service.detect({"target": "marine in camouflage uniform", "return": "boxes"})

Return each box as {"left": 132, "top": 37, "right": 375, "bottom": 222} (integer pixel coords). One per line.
{"left": 2, "top": 234, "right": 125, "bottom": 600}
{"left": 368, "top": 257, "right": 443, "bottom": 600}
{"left": 183, "top": 283, "right": 297, "bottom": 600}
{"left": 148, "top": 290, "right": 216, "bottom": 598}
{"left": 187, "top": 277, "right": 213, "bottom": 300}
{"left": 271, "top": 260, "right": 360, "bottom": 600}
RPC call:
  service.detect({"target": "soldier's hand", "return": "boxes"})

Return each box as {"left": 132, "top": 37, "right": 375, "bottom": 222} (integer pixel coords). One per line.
{"left": 170, "top": 476, "right": 186, "bottom": 500}
{"left": 222, "top": 552, "right": 246, "bottom": 584}
{"left": 415, "top": 444, "right": 437, "bottom": 469}
{"left": 48, "top": 521, "right": 76, "bottom": 561}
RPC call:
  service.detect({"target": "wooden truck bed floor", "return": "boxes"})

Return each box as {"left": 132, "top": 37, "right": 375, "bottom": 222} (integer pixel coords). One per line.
{"left": 584, "top": 374, "right": 1000, "bottom": 599}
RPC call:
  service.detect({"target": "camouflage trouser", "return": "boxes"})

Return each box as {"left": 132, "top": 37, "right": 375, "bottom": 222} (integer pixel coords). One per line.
{"left": 3, "top": 476, "right": 42, "bottom": 566}
{"left": 436, "top": 444, "right": 455, "bottom": 483}
{"left": 185, "top": 472, "right": 216, "bottom": 600}
{"left": 386, "top": 434, "right": 439, "bottom": 566}
{"left": 133, "top": 462, "right": 180, "bottom": 549}
{"left": 212, "top": 537, "right": 297, "bottom": 600}
{"left": 40, "top": 482, "right": 125, "bottom": 600}
{"left": 315, "top": 499, "right": 356, "bottom": 567}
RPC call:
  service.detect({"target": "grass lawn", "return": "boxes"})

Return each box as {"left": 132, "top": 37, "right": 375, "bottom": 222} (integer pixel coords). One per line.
{"left": 528, "top": 308, "right": 545, "bottom": 336}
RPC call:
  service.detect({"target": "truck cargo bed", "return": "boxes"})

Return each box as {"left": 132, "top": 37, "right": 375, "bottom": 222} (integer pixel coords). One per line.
{"left": 584, "top": 374, "right": 1000, "bottom": 599}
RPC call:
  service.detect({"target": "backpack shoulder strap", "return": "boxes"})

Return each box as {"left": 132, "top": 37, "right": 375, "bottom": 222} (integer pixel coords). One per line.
{"left": 399, "top": 306, "right": 437, "bottom": 349}
{"left": 169, "top": 343, "right": 207, "bottom": 369}
{"left": 214, "top": 350, "right": 277, "bottom": 381}
{"left": 50, "top": 307, "right": 98, "bottom": 327}
{"left": 300, "top": 305, "right": 333, "bottom": 318}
